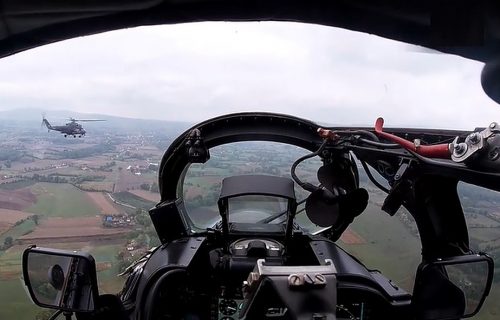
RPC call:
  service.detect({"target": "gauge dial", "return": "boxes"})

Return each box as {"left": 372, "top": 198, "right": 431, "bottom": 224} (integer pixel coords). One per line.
{"left": 219, "top": 299, "right": 238, "bottom": 316}
{"left": 336, "top": 303, "right": 364, "bottom": 320}
{"left": 337, "top": 305, "right": 356, "bottom": 319}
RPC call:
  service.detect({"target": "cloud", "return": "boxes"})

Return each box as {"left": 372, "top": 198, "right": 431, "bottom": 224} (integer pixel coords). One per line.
{"left": 0, "top": 21, "right": 498, "bottom": 129}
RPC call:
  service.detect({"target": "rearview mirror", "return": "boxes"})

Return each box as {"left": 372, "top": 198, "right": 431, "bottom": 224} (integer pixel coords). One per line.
{"left": 22, "top": 246, "right": 99, "bottom": 313}
{"left": 413, "top": 253, "right": 494, "bottom": 320}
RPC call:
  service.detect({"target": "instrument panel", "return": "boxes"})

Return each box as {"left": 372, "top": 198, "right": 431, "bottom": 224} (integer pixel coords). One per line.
{"left": 230, "top": 238, "right": 283, "bottom": 257}
{"left": 212, "top": 238, "right": 389, "bottom": 319}
{"left": 216, "top": 298, "right": 369, "bottom": 319}
{"left": 337, "top": 302, "right": 367, "bottom": 320}
{"left": 217, "top": 298, "right": 243, "bottom": 320}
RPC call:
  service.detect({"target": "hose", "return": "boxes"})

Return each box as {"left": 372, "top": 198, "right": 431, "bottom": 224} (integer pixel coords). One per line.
{"left": 334, "top": 130, "right": 380, "bottom": 142}
{"left": 290, "top": 140, "right": 329, "bottom": 192}
{"left": 358, "top": 138, "right": 401, "bottom": 149}
{"left": 359, "top": 159, "right": 390, "bottom": 194}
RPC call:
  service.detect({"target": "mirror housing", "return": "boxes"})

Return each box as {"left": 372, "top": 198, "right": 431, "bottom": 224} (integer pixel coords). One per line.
{"left": 481, "top": 59, "right": 500, "bottom": 104}
{"left": 412, "top": 253, "right": 494, "bottom": 320}
{"left": 22, "top": 246, "right": 99, "bottom": 313}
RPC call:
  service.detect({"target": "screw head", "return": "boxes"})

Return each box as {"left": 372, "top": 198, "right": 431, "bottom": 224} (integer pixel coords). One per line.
{"left": 468, "top": 133, "right": 481, "bottom": 144}
{"left": 314, "top": 273, "right": 327, "bottom": 285}
{"left": 453, "top": 143, "right": 468, "bottom": 157}
{"left": 288, "top": 274, "right": 303, "bottom": 286}
{"left": 304, "top": 273, "right": 314, "bottom": 285}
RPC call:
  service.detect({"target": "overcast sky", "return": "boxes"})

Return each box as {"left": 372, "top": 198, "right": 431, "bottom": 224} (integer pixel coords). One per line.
{"left": 0, "top": 21, "right": 499, "bottom": 129}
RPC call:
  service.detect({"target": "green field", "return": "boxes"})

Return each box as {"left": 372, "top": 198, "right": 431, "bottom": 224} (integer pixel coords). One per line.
{"left": 27, "top": 183, "right": 100, "bottom": 217}
{"left": 79, "top": 181, "right": 114, "bottom": 192}
{"left": 0, "top": 279, "right": 40, "bottom": 320}
{"left": 0, "top": 180, "right": 35, "bottom": 190}
{"left": 0, "top": 246, "right": 24, "bottom": 276}
{"left": 0, "top": 219, "right": 36, "bottom": 249}
{"left": 113, "top": 191, "right": 156, "bottom": 211}
{"left": 89, "top": 244, "right": 127, "bottom": 293}
{"left": 0, "top": 246, "right": 41, "bottom": 319}
{"left": 476, "top": 287, "right": 500, "bottom": 320}
{"left": 465, "top": 214, "right": 500, "bottom": 228}
{"left": 469, "top": 227, "right": 500, "bottom": 243}
{"left": 340, "top": 203, "right": 422, "bottom": 292}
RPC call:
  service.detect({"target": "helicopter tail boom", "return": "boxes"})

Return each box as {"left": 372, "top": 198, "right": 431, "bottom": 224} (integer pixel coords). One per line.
{"left": 41, "top": 118, "right": 53, "bottom": 130}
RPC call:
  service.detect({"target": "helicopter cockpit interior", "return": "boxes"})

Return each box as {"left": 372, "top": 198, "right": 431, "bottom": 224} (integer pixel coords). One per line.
{"left": 3, "top": 2, "right": 500, "bottom": 320}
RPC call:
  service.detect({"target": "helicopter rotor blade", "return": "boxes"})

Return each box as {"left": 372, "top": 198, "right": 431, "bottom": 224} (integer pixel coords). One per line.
{"left": 69, "top": 119, "right": 106, "bottom": 122}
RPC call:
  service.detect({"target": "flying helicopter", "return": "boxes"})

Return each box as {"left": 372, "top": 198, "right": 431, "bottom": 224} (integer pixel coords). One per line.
{"left": 41, "top": 116, "right": 105, "bottom": 138}
{"left": 1, "top": 1, "right": 500, "bottom": 320}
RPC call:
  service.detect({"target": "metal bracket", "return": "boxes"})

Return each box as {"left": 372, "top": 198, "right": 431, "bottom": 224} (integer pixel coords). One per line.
{"left": 256, "top": 258, "right": 336, "bottom": 276}
{"left": 184, "top": 128, "right": 210, "bottom": 163}
{"left": 393, "top": 161, "right": 410, "bottom": 181}
{"left": 451, "top": 122, "right": 500, "bottom": 163}
{"left": 244, "top": 259, "right": 336, "bottom": 296}
{"left": 240, "top": 259, "right": 337, "bottom": 320}
{"left": 382, "top": 160, "right": 414, "bottom": 216}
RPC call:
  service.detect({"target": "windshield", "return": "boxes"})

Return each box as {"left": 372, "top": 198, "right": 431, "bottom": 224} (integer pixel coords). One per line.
{"left": 228, "top": 195, "right": 288, "bottom": 223}
{"left": 182, "top": 142, "right": 320, "bottom": 231}
{"left": 0, "top": 21, "right": 500, "bottom": 320}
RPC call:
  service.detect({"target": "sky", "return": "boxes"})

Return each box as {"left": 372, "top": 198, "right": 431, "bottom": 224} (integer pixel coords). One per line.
{"left": 0, "top": 21, "right": 499, "bottom": 129}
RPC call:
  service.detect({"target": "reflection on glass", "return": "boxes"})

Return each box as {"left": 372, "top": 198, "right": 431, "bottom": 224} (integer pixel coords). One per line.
{"left": 228, "top": 195, "right": 288, "bottom": 223}
{"left": 444, "top": 260, "right": 489, "bottom": 316}
{"left": 27, "top": 253, "right": 73, "bottom": 307}
{"left": 26, "top": 252, "right": 95, "bottom": 312}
